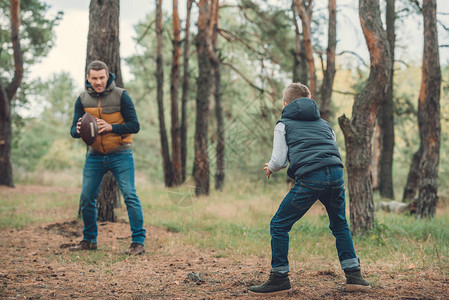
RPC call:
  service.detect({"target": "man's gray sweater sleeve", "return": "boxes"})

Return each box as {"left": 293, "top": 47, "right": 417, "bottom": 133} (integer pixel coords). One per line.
{"left": 268, "top": 122, "right": 288, "bottom": 172}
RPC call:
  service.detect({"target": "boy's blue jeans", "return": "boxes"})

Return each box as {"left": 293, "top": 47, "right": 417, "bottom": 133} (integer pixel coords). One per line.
{"left": 80, "top": 149, "right": 146, "bottom": 245}
{"left": 270, "top": 166, "right": 359, "bottom": 274}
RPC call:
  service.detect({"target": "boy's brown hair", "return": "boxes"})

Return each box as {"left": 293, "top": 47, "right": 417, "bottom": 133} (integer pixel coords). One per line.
{"left": 282, "top": 83, "right": 311, "bottom": 104}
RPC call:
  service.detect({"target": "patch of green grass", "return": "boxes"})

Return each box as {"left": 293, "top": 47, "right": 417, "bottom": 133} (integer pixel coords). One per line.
{"left": 2, "top": 176, "right": 449, "bottom": 272}
{"left": 60, "top": 246, "right": 130, "bottom": 267}
{"left": 137, "top": 179, "right": 449, "bottom": 271}
{"left": 353, "top": 211, "right": 449, "bottom": 270}
{"left": 0, "top": 192, "right": 79, "bottom": 229}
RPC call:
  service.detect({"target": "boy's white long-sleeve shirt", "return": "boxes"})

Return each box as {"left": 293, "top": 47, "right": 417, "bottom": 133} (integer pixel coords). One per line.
{"left": 267, "top": 122, "right": 337, "bottom": 172}
{"left": 267, "top": 122, "right": 289, "bottom": 172}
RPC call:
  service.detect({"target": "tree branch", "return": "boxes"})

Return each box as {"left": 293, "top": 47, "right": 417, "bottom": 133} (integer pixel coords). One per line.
{"left": 136, "top": 20, "right": 156, "bottom": 44}
{"left": 409, "top": 0, "right": 422, "bottom": 12}
{"left": 222, "top": 62, "right": 264, "bottom": 94}
{"left": 319, "top": 53, "right": 325, "bottom": 74}
{"left": 395, "top": 59, "right": 410, "bottom": 67}
{"left": 333, "top": 89, "right": 357, "bottom": 96}
{"left": 337, "top": 113, "right": 352, "bottom": 138}
{"left": 218, "top": 28, "right": 265, "bottom": 57}
{"left": 438, "top": 20, "right": 449, "bottom": 31}
{"left": 337, "top": 50, "right": 368, "bottom": 67}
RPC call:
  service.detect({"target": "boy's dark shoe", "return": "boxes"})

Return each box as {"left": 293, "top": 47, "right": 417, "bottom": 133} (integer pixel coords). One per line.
{"left": 345, "top": 270, "right": 370, "bottom": 291}
{"left": 69, "top": 240, "right": 97, "bottom": 251}
{"left": 124, "top": 243, "right": 145, "bottom": 255}
{"left": 248, "top": 271, "right": 291, "bottom": 296}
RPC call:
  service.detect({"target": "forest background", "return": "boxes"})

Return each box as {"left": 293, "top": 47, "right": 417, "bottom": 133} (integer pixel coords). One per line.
{"left": 7, "top": 0, "right": 449, "bottom": 200}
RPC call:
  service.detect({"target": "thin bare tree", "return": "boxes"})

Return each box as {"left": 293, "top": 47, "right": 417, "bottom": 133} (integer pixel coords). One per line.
{"left": 338, "top": 0, "right": 391, "bottom": 235}
{"left": 291, "top": 1, "right": 308, "bottom": 84}
{"left": 194, "top": 0, "right": 212, "bottom": 195}
{"left": 171, "top": 0, "right": 182, "bottom": 185}
{"left": 319, "top": 0, "right": 336, "bottom": 122}
{"left": 415, "top": 0, "right": 441, "bottom": 218}
{"left": 156, "top": 0, "right": 174, "bottom": 186}
{"left": 0, "top": 0, "right": 23, "bottom": 187}
{"left": 377, "top": 0, "right": 396, "bottom": 199}
{"left": 208, "top": 0, "right": 225, "bottom": 190}
{"left": 294, "top": 0, "right": 316, "bottom": 99}
{"left": 180, "top": 0, "right": 194, "bottom": 183}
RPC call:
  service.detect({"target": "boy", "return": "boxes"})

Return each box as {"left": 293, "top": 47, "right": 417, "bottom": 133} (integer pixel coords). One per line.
{"left": 248, "top": 83, "right": 369, "bottom": 296}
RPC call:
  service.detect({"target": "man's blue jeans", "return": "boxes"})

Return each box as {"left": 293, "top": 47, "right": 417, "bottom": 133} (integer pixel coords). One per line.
{"left": 270, "top": 166, "right": 359, "bottom": 274}
{"left": 80, "top": 149, "right": 146, "bottom": 245}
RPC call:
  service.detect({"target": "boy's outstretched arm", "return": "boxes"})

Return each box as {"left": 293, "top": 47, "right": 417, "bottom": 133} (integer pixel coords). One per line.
{"left": 265, "top": 122, "right": 288, "bottom": 180}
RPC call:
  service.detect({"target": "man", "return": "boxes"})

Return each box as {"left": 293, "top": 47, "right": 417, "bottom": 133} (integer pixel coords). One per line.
{"left": 70, "top": 60, "right": 146, "bottom": 255}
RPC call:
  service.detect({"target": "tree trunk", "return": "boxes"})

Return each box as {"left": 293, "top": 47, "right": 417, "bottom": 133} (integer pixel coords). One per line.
{"left": 0, "top": 82, "right": 14, "bottom": 187}
{"left": 85, "top": 0, "right": 122, "bottom": 221}
{"left": 288, "top": 1, "right": 307, "bottom": 189}
{"left": 319, "top": 0, "right": 336, "bottom": 122}
{"left": 194, "top": 0, "right": 212, "bottom": 196}
{"left": 338, "top": 0, "right": 391, "bottom": 235}
{"left": 209, "top": 0, "right": 225, "bottom": 191}
{"left": 294, "top": 0, "right": 316, "bottom": 99}
{"left": 291, "top": 1, "right": 308, "bottom": 84}
{"left": 99, "top": 173, "right": 121, "bottom": 213}
{"left": 371, "top": 122, "right": 381, "bottom": 190}
{"left": 180, "top": 0, "right": 193, "bottom": 183}
{"left": 415, "top": 0, "right": 441, "bottom": 218}
{"left": 156, "top": 0, "right": 174, "bottom": 187}
{"left": 96, "top": 176, "right": 117, "bottom": 222}
{"left": 171, "top": 0, "right": 182, "bottom": 185}
{"left": 403, "top": 146, "right": 423, "bottom": 202}
{"left": 214, "top": 64, "right": 225, "bottom": 191}
{"left": 86, "top": 0, "right": 123, "bottom": 87}
{"left": 378, "top": 0, "right": 396, "bottom": 199}
{"left": 0, "top": 0, "right": 23, "bottom": 188}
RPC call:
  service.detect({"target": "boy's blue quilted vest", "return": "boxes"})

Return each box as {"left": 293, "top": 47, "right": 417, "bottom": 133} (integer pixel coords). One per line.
{"left": 279, "top": 97, "right": 343, "bottom": 181}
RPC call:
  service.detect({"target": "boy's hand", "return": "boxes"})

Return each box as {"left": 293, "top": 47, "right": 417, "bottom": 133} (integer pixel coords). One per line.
{"left": 264, "top": 163, "right": 273, "bottom": 180}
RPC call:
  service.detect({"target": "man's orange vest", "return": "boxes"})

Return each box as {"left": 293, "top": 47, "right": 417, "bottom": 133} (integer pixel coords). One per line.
{"left": 79, "top": 82, "right": 133, "bottom": 154}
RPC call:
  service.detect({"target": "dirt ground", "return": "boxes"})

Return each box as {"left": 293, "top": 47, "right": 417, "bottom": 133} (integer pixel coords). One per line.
{"left": 1, "top": 186, "right": 448, "bottom": 299}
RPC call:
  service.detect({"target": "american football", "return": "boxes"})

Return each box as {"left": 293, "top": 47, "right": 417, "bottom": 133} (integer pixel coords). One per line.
{"left": 80, "top": 113, "right": 98, "bottom": 145}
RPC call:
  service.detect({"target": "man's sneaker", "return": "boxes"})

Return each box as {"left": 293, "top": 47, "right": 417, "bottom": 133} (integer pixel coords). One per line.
{"left": 69, "top": 240, "right": 97, "bottom": 251}
{"left": 248, "top": 271, "right": 292, "bottom": 296}
{"left": 124, "top": 243, "right": 145, "bottom": 255}
{"left": 345, "top": 270, "right": 370, "bottom": 291}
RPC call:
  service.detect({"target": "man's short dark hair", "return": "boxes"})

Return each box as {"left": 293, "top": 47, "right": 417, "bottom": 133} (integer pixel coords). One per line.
{"left": 283, "top": 83, "right": 312, "bottom": 104}
{"left": 87, "top": 60, "right": 108, "bottom": 75}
